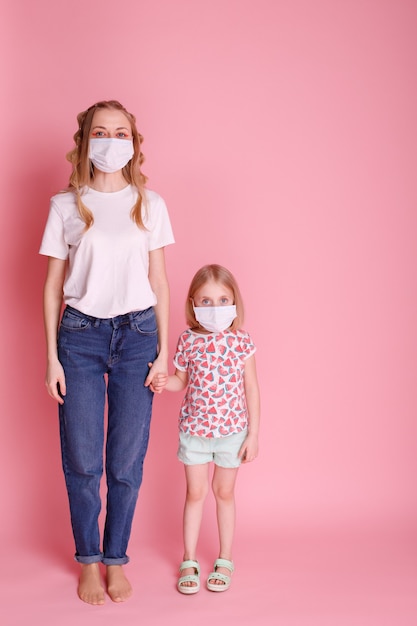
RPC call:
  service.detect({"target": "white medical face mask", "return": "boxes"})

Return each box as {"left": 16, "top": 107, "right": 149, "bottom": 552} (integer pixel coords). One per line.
{"left": 89, "top": 138, "right": 134, "bottom": 173}
{"left": 193, "top": 305, "right": 237, "bottom": 333}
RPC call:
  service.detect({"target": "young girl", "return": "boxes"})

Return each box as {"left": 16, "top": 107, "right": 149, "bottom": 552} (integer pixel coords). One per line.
{"left": 40, "top": 100, "right": 174, "bottom": 605}
{"left": 152, "top": 264, "right": 260, "bottom": 594}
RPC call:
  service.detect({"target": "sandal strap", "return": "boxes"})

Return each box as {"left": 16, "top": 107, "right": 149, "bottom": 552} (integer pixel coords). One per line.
{"left": 179, "top": 574, "right": 199, "bottom": 584}
{"left": 208, "top": 572, "right": 230, "bottom": 584}
{"left": 213, "top": 558, "right": 234, "bottom": 573}
{"left": 179, "top": 559, "right": 200, "bottom": 574}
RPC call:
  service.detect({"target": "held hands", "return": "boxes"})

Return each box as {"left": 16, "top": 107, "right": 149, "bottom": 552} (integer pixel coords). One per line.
{"left": 45, "top": 357, "right": 168, "bottom": 402}
{"left": 238, "top": 432, "right": 259, "bottom": 463}
{"left": 45, "top": 358, "right": 66, "bottom": 405}
{"left": 145, "top": 359, "right": 168, "bottom": 394}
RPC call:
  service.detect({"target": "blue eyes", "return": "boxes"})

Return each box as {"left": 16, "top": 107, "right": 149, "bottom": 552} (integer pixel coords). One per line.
{"left": 91, "top": 131, "right": 130, "bottom": 138}
{"left": 200, "top": 298, "right": 230, "bottom": 306}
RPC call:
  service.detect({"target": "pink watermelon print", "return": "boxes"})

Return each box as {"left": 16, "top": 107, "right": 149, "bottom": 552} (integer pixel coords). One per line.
{"left": 226, "top": 335, "right": 235, "bottom": 348}
{"left": 173, "top": 329, "right": 256, "bottom": 438}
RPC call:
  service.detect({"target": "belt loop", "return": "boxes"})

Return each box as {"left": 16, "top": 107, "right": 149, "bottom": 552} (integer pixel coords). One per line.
{"left": 94, "top": 317, "right": 100, "bottom": 328}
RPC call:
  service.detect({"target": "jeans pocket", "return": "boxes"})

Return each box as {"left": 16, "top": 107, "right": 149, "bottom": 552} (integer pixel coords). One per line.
{"left": 131, "top": 308, "right": 157, "bottom": 336}
{"left": 60, "top": 308, "right": 91, "bottom": 331}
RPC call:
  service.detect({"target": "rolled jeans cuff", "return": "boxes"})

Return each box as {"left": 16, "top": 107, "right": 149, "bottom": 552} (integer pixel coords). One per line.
{"left": 74, "top": 553, "right": 103, "bottom": 564}
{"left": 102, "top": 555, "right": 130, "bottom": 566}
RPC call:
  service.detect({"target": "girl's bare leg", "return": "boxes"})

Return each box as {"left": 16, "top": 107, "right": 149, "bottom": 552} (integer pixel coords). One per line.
{"left": 179, "top": 463, "right": 209, "bottom": 589}
{"left": 210, "top": 466, "right": 239, "bottom": 585}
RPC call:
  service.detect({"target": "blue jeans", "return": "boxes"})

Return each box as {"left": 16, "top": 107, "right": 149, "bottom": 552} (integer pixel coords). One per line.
{"left": 57, "top": 305, "right": 158, "bottom": 565}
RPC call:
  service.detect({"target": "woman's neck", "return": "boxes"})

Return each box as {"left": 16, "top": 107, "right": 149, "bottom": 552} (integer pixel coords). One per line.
{"left": 89, "top": 171, "right": 128, "bottom": 192}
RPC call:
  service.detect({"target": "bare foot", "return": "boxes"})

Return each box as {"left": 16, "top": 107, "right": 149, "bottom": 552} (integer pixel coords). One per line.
{"left": 78, "top": 563, "right": 105, "bottom": 605}
{"left": 106, "top": 565, "right": 132, "bottom": 602}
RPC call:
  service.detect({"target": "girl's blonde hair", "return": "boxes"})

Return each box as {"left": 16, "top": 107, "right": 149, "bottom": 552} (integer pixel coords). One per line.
{"left": 185, "top": 264, "right": 244, "bottom": 331}
{"left": 66, "top": 100, "right": 148, "bottom": 229}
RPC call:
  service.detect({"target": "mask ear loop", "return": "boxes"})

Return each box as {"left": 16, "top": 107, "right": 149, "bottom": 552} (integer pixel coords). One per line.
{"left": 190, "top": 298, "right": 202, "bottom": 330}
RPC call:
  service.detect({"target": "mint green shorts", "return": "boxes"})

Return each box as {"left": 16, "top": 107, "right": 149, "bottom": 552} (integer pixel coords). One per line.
{"left": 178, "top": 429, "right": 248, "bottom": 468}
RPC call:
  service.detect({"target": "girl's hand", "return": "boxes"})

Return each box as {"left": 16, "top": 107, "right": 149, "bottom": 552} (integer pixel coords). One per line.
{"left": 146, "top": 360, "right": 168, "bottom": 394}
{"left": 238, "top": 433, "right": 259, "bottom": 463}
{"left": 45, "top": 358, "right": 66, "bottom": 405}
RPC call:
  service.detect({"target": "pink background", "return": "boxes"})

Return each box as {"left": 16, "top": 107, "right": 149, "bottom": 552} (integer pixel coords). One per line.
{"left": 1, "top": 1, "right": 417, "bottom": 624}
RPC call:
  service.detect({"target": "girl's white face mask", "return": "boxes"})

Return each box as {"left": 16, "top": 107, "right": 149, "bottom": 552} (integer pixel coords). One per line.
{"left": 193, "top": 305, "right": 237, "bottom": 333}
{"left": 89, "top": 138, "right": 134, "bottom": 173}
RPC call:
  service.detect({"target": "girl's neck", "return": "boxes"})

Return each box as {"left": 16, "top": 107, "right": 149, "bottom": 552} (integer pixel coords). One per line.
{"left": 89, "top": 171, "right": 128, "bottom": 192}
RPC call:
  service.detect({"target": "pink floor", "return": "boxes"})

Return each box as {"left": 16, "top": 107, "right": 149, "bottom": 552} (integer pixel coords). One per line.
{"left": 2, "top": 524, "right": 416, "bottom": 626}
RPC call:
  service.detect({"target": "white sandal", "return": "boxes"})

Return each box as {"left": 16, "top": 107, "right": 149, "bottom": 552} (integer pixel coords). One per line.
{"left": 207, "top": 558, "right": 234, "bottom": 592}
{"left": 177, "top": 560, "right": 200, "bottom": 594}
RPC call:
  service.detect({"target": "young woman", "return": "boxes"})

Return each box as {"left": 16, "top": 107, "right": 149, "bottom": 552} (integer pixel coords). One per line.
{"left": 152, "top": 264, "right": 260, "bottom": 594}
{"left": 40, "top": 100, "right": 174, "bottom": 605}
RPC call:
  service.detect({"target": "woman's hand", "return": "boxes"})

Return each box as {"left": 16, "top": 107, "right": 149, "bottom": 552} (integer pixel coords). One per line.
{"left": 145, "top": 358, "right": 168, "bottom": 394}
{"left": 45, "top": 357, "right": 66, "bottom": 405}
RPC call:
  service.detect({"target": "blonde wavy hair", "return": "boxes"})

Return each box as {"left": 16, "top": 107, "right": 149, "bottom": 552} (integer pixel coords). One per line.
{"left": 185, "top": 264, "right": 244, "bottom": 332}
{"left": 66, "top": 100, "right": 148, "bottom": 229}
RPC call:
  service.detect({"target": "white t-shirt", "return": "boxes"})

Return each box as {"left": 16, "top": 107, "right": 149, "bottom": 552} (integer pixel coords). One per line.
{"left": 39, "top": 185, "right": 175, "bottom": 318}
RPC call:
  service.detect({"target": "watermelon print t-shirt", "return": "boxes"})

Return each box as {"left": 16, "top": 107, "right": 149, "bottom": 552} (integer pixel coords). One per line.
{"left": 173, "top": 329, "right": 256, "bottom": 438}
